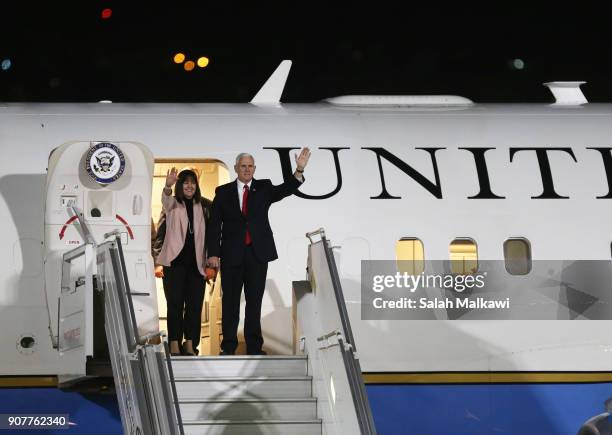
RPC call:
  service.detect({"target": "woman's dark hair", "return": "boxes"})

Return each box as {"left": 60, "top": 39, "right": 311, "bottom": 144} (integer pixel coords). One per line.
{"left": 174, "top": 169, "right": 202, "bottom": 203}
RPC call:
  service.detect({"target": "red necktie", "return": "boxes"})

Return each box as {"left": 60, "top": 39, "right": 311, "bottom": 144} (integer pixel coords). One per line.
{"left": 242, "top": 185, "right": 252, "bottom": 245}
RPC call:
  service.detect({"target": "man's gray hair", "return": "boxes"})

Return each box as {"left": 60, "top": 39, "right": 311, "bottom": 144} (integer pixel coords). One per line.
{"left": 235, "top": 153, "right": 255, "bottom": 165}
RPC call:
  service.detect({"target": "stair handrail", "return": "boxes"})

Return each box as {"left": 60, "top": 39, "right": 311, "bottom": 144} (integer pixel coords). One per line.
{"left": 307, "top": 228, "right": 377, "bottom": 435}
{"left": 70, "top": 205, "right": 97, "bottom": 246}
{"left": 101, "top": 234, "right": 183, "bottom": 435}
{"left": 162, "top": 338, "right": 184, "bottom": 435}
{"left": 109, "top": 235, "right": 140, "bottom": 352}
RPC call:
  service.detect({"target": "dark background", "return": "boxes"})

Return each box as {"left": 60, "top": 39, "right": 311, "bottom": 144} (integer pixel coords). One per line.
{"left": 1, "top": 4, "right": 609, "bottom": 103}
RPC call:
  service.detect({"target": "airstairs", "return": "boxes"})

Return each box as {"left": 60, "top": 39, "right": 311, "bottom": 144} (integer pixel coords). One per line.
{"left": 173, "top": 355, "right": 320, "bottom": 434}
{"left": 58, "top": 227, "right": 376, "bottom": 434}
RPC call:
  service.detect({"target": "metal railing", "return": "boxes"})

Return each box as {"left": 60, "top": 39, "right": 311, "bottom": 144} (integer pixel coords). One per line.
{"left": 302, "top": 228, "right": 377, "bottom": 435}
{"left": 97, "top": 235, "right": 183, "bottom": 435}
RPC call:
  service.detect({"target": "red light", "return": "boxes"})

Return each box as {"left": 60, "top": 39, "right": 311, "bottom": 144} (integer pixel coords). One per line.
{"left": 101, "top": 8, "right": 112, "bottom": 19}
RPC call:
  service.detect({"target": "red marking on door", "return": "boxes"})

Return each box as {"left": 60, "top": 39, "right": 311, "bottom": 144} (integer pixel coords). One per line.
{"left": 58, "top": 215, "right": 79, "bottom": 240}
{"left": 115, "top": 214, "right": 134, "bottom": 239}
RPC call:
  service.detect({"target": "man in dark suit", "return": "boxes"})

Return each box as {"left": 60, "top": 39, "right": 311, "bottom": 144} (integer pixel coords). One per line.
{"left": 207, "top": 148, "right": 311, "bottom": 355}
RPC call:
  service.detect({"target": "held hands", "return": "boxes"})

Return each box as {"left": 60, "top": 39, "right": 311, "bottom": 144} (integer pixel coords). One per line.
{"left": 207, "top": 256, "right": 220, "bottom": 269}
{"left": 165, "top": 167, "right": 178, "bottom": 188}
{"left": 295, "top": 147, "right": 311, "bottom": 171}
{"left": 154, "top": 265, "right": 164, "bottom": 278}
{"left": 205, "top": 267, "right": 218, "bottom": 281}
{"left": 205, "top": 257, "right": 220, "bottom": 284}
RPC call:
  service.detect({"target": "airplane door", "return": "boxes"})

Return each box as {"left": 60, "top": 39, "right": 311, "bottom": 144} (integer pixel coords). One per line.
{"left": 151, "top": 160, "right": 229, "bottom": 355}
{"left": 44, "top": 141, "right": 159, "bottom": 376}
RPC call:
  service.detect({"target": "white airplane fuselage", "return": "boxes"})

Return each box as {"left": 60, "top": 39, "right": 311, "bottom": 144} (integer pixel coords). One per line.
{"left": 1, "top": 102, "right": 611, "bottom": 376}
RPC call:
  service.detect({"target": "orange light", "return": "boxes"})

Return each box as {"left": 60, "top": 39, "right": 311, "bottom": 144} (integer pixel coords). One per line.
{"left": 101, "top": 8, "right": 112, "bottom": 19}
{"left": 173, "top": 53, "right": 185, "bottom": 64}
{"left": 184, "top": 61, "right": 195, "bottom": 71}
{"left": 197, "top": 57, "right": 209, "bottom": 68}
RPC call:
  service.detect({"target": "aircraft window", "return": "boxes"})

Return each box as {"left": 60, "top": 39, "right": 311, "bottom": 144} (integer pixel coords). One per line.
{"left": 396, "top": 238, "right": 424, "bottom": 275}
{"left": 449, "top": 238, "right": 478, "bottom": 274}
{"left": 504, "top": 238, "right": 532, "bottom": 275}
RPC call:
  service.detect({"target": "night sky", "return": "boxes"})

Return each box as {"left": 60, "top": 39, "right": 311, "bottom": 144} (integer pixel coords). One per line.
{"left": 2, "top": 4, "right": 611, "bottom": 103}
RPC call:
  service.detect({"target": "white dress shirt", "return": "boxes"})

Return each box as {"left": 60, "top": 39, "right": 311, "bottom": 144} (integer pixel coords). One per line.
{"left": 237, "top": 179, "right": 253, "bottom": 211}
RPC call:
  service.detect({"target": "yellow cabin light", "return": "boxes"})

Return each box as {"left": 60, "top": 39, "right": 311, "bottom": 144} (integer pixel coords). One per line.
{"left": 449, "top": 238, "right": 478, "bottom": 274}
{"left": 396, "top": 238, "right": 425, "bottom": 275}
{"left": 173, "top": 53, "right": 185, "bottom": 64}
{"left": 197, "top": 57, "right": 209, "bottom": 68}
{"left": 184, "top": 61, "right": 195, "bottom": 71}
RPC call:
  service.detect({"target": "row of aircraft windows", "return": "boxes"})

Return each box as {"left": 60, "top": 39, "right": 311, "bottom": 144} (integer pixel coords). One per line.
{"left": 396, "top": 237, "right": 532, "bottom": 275}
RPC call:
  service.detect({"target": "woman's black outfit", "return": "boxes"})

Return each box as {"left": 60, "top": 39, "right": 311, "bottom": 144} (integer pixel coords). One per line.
{"left": 161, "top": 197, "right": 212, "bottom": 354}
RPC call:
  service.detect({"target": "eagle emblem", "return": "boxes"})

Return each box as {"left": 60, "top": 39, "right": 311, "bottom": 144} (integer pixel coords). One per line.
{"left": 85, "top": 142, "right": 125, "bottom": 184}
{"left": 94, "top": 153, "right": 115, "bottom": 174}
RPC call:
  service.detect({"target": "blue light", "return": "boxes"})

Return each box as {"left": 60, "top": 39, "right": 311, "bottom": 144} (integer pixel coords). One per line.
{"left": 513, "top": 58, "right": 525, "bottom": 70}
{"left": 1, "top": 59, "right": 11, "bottom": 71}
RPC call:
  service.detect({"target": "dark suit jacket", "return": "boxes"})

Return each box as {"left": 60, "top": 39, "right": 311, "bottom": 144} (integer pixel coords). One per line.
{"left": 152, "top": 197, "right": 213, "bottom": 264}
{"left": 207, "top": 177, "right": 302, "bottom": 265}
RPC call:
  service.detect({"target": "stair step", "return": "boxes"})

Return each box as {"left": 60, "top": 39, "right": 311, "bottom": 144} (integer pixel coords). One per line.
{"left": 179, "top": 398, "right": 317, "bottom": 420}
{"left": 182, "top": 419, "right": 322, "bottom": 435}
{"left": 171, "top": 355, "right": 308, "bottom": 377}
{"left": 174, "top": 376, "right": 313, "bottom": 400}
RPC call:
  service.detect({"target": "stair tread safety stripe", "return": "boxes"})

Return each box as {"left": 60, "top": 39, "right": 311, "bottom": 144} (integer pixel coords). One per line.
{"left": 171, "top": 355, "right": 307, "bottom": 360}
{"left": 174, "top": 376, "right": 312, "bottom": 381}
{"left": 182, "top": 419, "right": 323, "bottom": 425}
{"left": 179, "top": 398, "right": 317, "bottom": 403}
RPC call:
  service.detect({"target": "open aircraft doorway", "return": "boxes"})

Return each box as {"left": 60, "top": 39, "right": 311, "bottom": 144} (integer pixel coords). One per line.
{"left": 151, "top": 159, "right": 229, "bottom": 356}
